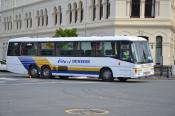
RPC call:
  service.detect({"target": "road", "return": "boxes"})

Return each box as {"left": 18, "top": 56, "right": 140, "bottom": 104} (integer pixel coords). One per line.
{"left": 0, "top": 72, "right": 175, "bottom": 116}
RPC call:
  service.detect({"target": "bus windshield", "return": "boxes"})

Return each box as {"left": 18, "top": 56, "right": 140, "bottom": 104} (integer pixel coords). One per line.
{"left": 132, "top": 41, "right": 153, "bottom": 64}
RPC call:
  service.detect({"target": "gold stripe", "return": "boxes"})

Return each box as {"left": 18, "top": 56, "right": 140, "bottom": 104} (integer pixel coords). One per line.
{"left": 33, "top": 57, "right": 51, "bottom": 68}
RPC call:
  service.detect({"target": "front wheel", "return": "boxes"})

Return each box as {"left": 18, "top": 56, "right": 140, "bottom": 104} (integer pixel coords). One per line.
{"left": 28, "top": 66, "right": 39, "bottom": 78}
{"left": 100, "top": 68, "right": 114, "bottom": 81}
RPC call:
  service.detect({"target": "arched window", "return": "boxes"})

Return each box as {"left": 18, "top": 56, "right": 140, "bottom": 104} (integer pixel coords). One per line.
{"left": 145, "top": 0, "right": 155, "bottom": 18}
{"left": 131, "top": 0, "right": 140, "bottom": 18}
{"left": 16, "top": 15, "right": 18, "bottom": 30}
{"left": 73, "top": 2, "right": 78, "bottom": 23}
{"left": 79, "top": 1, "right": 83, "bottom": 22}
{"left": 19, "top": 14, "right": 22, "bottom": 29}
{"left": 29, "top": 12, "right": 32, "bottom": 28}
{"left": 25, "top": 13, "right": 28, "bottom": 28}
{"left": 53, "top": 7, "right": 57, "bottom": 25}
{"left": 45, "top": 9, "right": 48, "bottom": 26}
{"left": 106, "top": 0, "right": 110, "bottom": 19}
{"left": 156, "top": 36, "right": 163, "bottom": 65}
{"left": 40, "top": 9, "right": 44, "bottom": 26}
{"left": 58, "top": 6, "right": 62, "bottom": 25}
{"left": 36, "top": 10, "right": 40, "bottom": 27}
{"left": 99, "top": 0, "right": 103, "bottom": 20}
{"left": 68, "top": 4, "right": 72, "bottom": 24}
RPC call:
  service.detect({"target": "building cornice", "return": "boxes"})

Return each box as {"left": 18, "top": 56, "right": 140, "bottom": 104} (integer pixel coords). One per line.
{"left": 0, "top": 0, "right": 49, "bottom": 13}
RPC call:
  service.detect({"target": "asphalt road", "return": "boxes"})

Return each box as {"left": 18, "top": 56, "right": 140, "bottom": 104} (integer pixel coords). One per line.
{"left": 0, "top": 72, "right": 175, "bottom": 116}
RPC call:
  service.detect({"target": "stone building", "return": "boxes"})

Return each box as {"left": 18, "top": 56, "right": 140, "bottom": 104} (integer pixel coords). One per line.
{"left": 0, "top": 0, "right": 175, "bottom": 66}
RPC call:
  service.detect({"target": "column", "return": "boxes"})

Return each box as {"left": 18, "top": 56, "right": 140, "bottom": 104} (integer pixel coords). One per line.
{"left": 102, "top": 0, "right": 107, "bottom": 20}
{"left": 141, "top": 0, "right": 145, "bottom": 18}
{"left": 95, "top": 1, "right": 100, "bottom": 21}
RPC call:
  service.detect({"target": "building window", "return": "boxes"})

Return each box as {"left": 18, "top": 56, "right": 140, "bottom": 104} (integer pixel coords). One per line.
{"left": 58, "top": 6, "right": 62, "bottom": 25}
{"left": 100, "top": 0, "right": 103, "bottom": 20}
{"left": 36, "top": 11, "right": 40, "bottom": 27}
{"left": 106, "top": 0, "right": 110, "bottom": 19}
{"left": 73, "top": 2, "right": 78, "bottom": 23}
{"left": 145, "top": 0, "right": 155, "bottom": 18}
{"left": 40, "top": 10, "right": 44, "bottom": 26}
{"left": 156, "top": 36, "right": 163, "bottom": 65}
{"left": 53, "top": 7, "right": 57, "bottom": 25}
{"left": 25, "top": 13, "right": 29, "bottom": 28}
{"left": 45, "top": 9, "right": 48, "bottom": 26}
{"left": 68, "top": 4, "right": 72, "bottom": 24}
{"left": 79, "top": 1, "right": 83, "bottom": 22}
{"left": 19, "top": 15, "right": 22, "bottom": 29}
{"left": 131, "top": 0, "right": 140, "bottom": 18}
{"left": 29, "top": 12, "right": 32, "bottom": 28}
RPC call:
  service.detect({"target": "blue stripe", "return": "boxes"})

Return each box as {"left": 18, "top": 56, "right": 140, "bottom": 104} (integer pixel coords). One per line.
{"left": 52, "top": 70, "right": 99, "bottom": 75}
{"left": 18, "top": 57, "right": 36, "bottom": 70}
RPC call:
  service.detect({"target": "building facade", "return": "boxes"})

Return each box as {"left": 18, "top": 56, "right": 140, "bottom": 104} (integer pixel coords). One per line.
{"left": 0, "top": 0, "right": 175, "bottom": 66}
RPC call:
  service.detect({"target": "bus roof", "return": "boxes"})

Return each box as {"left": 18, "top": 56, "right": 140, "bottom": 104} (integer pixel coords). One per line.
{"left": 8, "top": 36, "right": 147, "bottom": 42}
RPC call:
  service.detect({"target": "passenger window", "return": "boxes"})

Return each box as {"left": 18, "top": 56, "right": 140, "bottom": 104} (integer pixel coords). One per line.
{"left": 21, "top": 43, "right": 37, "bottom": 56}
{"left": 39, "top": 42, "right": 55, "bottom": 56}
{"left": 81, "top": 42, "right": 92, "bottom": 56}
{"left": 7, "top": 42, "right": 20, "bottom": 56}
{"left": 56, "top": 42, "right": 74, "bottom": 56}
{"left": 103, "top": 42, "right": 116, "bottom": 57}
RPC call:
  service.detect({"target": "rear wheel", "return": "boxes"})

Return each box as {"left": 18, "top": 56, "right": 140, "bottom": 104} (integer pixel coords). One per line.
{"left": 100, "top": 68, "right": 114, "bottom": 81}
{"left": 28, "top": 66, "right": 39, "bottom": 78}
{"left": 117, "top": 77, "right": 128, "bottom": 82}
{"left": 41, "top": 66, "right": 52, "bottom": 78}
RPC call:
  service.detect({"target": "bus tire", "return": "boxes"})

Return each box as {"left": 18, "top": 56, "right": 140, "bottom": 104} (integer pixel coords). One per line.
{"left": 41, "top": 66, "right": 52, "bottom": 78}
{"left": 28, "top": 65, "right": 39, "bottom": 78}
{"left": 117, "top": 77, "right": 128, "bottom": 82}
{"left": 100, "top": 68, "right": 114, "bottom": 81}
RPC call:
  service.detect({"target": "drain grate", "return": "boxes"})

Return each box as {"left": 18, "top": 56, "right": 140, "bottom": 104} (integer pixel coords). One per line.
{"left": 65, "top": 108, "right": 109, "bottom": 115}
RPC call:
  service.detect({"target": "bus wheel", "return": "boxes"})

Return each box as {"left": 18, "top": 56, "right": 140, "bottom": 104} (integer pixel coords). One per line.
{"left": 41, "top": 66, "right": 52, "bottom": 78}
{"left": 117, "top": 77, "right": 128, "bottom": 82}
{"left": 28, "top": 66, "right": 39, "bottom": 78}
{"left": 100, "top": 68, "right": 114, "bottom": 81}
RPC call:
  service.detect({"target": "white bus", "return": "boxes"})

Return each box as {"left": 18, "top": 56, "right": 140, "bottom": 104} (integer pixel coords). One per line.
{"left": 6, "top": 36, "right": 154, "bottom": 81}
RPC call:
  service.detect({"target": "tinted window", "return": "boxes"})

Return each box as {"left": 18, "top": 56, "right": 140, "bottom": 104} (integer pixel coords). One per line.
{"left": 103, "top": 42, "right": 116, "bottom": 57}
{"left": 39, "top": 42, "right": 55, "bottom": 56}
{"left": 7, "top": 42, "right": 20, "bottom": 56}
{"left": 21, "top": 42, "right": 37, "bottom": 56}
{"left": 56, "top": 42, "right": 74, "bottom": 56}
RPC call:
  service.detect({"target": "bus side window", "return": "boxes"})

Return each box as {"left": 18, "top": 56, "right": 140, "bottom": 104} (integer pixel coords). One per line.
{"left": 81, "top": 42, "right": 92, "bottom": 57}
{"left": 104, "top": 42, "right": 116, "bottom": 57}
{"left": 57, "top": 42, "right": 74, "bottom": 56}
{"left": 39, "top": 42, "right": 55, "bottom": 56}
{"left": 21, "top": 42, "right": 37, "bottom": 56}
{"left": 7, "top": 42, "right": 20, "bottom": 56}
